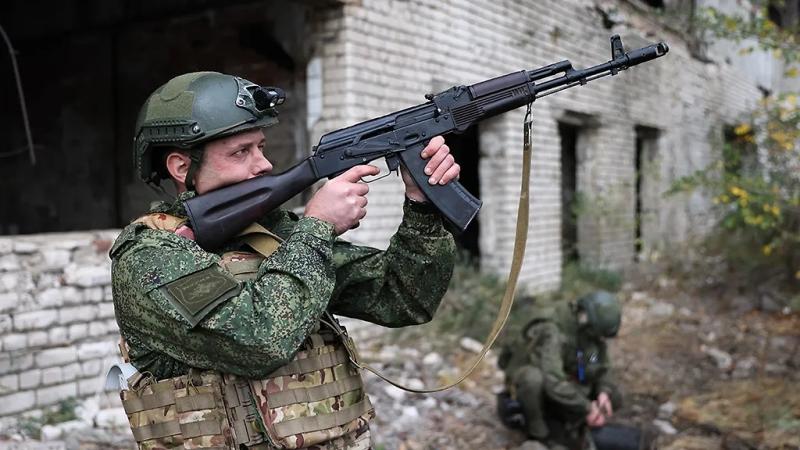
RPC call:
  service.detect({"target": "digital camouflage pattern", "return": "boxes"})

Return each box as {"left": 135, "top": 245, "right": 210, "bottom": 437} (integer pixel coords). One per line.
{"left": 111, "top": 191, "right": 455, "bottom": 448}
{"left": 111, "top": 192, "right": 454, "bottom": 379}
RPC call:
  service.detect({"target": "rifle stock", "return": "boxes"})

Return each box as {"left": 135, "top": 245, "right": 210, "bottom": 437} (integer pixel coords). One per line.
{"left": 185, "top": 160, "right": 317, "bottom": 249}
{"left": 185, "top": 35, "right": 668, "bottom": 249}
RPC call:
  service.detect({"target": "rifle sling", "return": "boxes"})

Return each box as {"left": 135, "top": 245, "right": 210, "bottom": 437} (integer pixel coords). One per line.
{"left": 331, "top": 104, "right": 534, "bottom": 393}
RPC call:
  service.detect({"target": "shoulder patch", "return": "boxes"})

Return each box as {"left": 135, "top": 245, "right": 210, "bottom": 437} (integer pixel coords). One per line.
{"left": 161, "top": 266, "right": 240, "bottom": 327}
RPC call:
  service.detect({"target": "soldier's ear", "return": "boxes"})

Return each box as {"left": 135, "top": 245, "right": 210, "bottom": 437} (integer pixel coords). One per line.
{"left": 577, "top": 311, "right": 589, "bottom": 325}
{"left": 165, "top": 150, "right": 192, "bottom": 186}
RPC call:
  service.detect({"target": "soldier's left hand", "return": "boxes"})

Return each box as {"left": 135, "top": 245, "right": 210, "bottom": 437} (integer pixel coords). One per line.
{"left": 401, "top": 136, "right": 460, "bottom": 202}
{"left": 586, "top": 401, "right": 606, "bottom": 428}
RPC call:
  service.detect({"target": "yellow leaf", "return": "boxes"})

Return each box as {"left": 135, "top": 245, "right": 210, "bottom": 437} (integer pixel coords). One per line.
{"left": 795, "top": 270, "right": 800, "bottom": 280}
{"left": 785, "top": 68, "right": 799, "bottom": 78}
{"left": 734, "top": 123, "right": 752, "bottom": 136}
{"left": 762, "top": 245, "right": 772, "bottom": 256}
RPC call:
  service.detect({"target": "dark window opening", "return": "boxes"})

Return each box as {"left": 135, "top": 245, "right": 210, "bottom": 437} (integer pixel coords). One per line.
{"left": 766, "top": 0, "right": 799, "bottom": 29}
{"left": 722, "top": 124, "right": 757, "bottom": 178}
{"left": 635, "top": 126, "right": 659, "bottom": 261}
{"left": 559, "top": 122, "right": 579, "bottom": 265}
{"left": 0, "top": 1, "right": 308, "bottom": 235}
{"left": 641, "top": 0, "right": 664, "bottom": 9}
{"left": 446, "top": 125, "right": 481, "bottom": 258}
{"left": 768, "top": 5, "right": 783, "bottom": 26}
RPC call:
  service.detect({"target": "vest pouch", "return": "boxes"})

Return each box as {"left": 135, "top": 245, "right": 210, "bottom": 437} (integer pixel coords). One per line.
{"left": 120, "top": 371, "right": 236, "bottom": 449}
{"left": 249, "top": 339, "right": 374, "bottom": 449}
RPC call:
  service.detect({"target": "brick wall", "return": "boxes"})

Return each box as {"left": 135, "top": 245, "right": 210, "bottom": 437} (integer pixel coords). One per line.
{"left": 0, "top": 232, "right": 120, "bottom": 417}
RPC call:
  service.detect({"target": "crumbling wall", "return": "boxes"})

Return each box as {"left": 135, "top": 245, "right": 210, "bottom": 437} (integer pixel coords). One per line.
{"left": 0, "top": 232, "right": 120, "bottom": 418}
{"left": 319, "top": 0, "right": 763, "bottom": 284}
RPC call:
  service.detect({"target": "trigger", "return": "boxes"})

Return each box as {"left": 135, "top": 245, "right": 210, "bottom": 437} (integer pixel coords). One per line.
{"left": 386, "top": 154, "right": 400, "bottom": 172}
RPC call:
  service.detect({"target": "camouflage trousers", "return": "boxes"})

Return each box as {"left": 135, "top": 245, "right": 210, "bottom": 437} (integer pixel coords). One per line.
{"left": 511, "top": 366, "right": 594, "bottom": 450}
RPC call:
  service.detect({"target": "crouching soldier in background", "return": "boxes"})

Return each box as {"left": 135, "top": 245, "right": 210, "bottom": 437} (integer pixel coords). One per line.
{"left": 497, "top": 291, "right": 624, "bottom": 450}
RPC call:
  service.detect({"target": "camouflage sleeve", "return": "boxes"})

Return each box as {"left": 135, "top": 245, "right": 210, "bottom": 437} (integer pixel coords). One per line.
{"left": 528, "top": 322, "right": 591, "bottom": 418}
{"left": 594, "top": 340, "right": 621, "bottom": 407}
{"left": 325, "top": 199, "right": 456, "bottom": 327}
{"left": 112, "top": 216, "right": 338, "bottom": 379}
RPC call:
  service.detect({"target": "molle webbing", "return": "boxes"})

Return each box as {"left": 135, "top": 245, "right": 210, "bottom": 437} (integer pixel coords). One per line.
{"left": 222, "top": 375, "right": 266, "bottom": 447}
{"left": 131, "top": 419, "right": 222, "bottom": 441}
{"left": 273, "top": 398, "right": 373, "bottom": 439}
{"left": 268, "top": 374, "right": 363, "bottom": 408}
{"left": 121, "top": 371, "right": 235, "bottom": 449}
{"left": 267, "top": 346, "right": 349, "bottom": 377}
{"left": 251, "top": 331, "right": 373, "bottom": 446}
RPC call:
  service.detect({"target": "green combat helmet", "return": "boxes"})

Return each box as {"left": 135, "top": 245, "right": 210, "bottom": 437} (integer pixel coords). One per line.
{"left": 577, "top": 291, "right": 621, "bottom": 338}
{"left": 133, "top": 71, "right": 285, "bottom": 188}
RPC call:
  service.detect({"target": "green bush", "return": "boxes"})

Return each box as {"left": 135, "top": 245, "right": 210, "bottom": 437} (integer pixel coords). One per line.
{"left": 394, "top": 253, "right": 622, "bottom": 348}
{"left": 430, "top": 252, "right": 507, "bottom": 342}
{"left": 671, "top": 94, "right": 800, "bottom": 289}
{"left": 668, "top": 0, "right": 800, "bottom": 293}
{"left": 17, "top": 397, "right": 79, "bottom": 439}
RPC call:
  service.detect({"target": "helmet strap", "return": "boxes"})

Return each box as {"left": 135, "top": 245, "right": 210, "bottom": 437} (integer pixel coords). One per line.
{"left": 184, "top": 147, "right": 204, "bottom": 192}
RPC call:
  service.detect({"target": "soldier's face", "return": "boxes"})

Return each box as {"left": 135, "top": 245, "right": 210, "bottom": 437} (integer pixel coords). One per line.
{"left": 193, "top": 129, "right": 273, "bottom": 194}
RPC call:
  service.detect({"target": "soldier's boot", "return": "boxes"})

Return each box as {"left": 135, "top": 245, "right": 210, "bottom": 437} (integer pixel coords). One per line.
{"left": 513, "top": 366, "right": 549, "bottom": 439}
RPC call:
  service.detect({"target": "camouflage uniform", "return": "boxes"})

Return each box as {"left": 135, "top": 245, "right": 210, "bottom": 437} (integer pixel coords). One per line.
{"left": 111, "top": 191, "right": 456, "bottom": 448}
{"left": 499, "top": 299, "right": 621, "bottom": 449}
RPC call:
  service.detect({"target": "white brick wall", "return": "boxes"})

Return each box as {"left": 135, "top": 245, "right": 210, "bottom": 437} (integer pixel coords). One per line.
{"left": 0, "top": 231, "right": 120, "bottom": 417}
{"left": 314, "top": 0, "right": 763, "bottom": 290}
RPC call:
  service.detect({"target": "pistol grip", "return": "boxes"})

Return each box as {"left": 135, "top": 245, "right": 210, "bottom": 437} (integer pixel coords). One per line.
{"left": 398, "top": 146, "right": 482, "bottom": 232}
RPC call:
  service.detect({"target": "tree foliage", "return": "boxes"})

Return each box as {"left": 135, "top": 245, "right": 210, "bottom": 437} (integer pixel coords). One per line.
{"left": 672, "top": 1, "right": 800, "bottom": 288}
{"left": 697, "top": 0, "right": 800, "bottom": 68}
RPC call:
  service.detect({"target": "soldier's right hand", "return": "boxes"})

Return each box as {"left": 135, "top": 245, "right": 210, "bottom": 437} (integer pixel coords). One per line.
{"left": 304, "top": 165, "right": 379, "bottom": 235}
{"left": 586, "top": 401, "right": 606, "bottom": 428}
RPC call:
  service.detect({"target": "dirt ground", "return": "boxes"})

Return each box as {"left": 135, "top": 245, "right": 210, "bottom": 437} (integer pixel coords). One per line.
{"left": 611, "top": 269, "right": 800, "bottom": 450}
{"left": 365, "top": 265, "right": 800, "bottom": 450}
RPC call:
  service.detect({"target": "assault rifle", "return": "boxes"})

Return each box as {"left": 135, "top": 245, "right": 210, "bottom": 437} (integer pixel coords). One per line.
{"left": 185, "top": 35, "right": 668, "bottom": 249}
